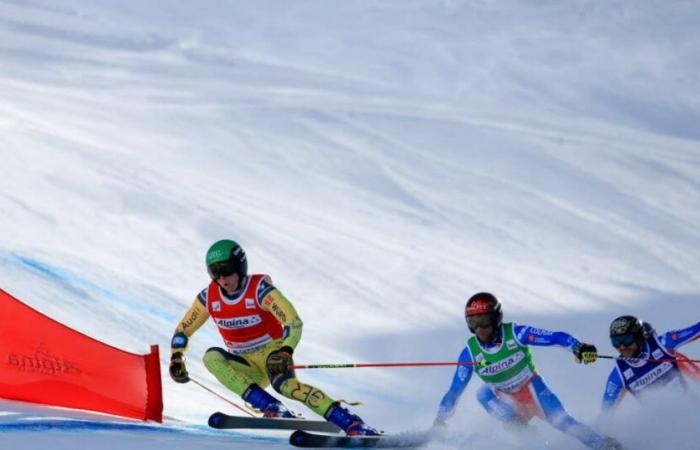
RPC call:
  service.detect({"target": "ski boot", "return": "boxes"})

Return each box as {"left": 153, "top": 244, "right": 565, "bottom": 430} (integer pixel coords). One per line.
{"left": 596, "top": 436, "right": 624, "bottom": 450}
{"left": 243, "top": 384, "right": 296, "bottom": 418}
{"left": 325, "top": 402, "right": 380, "bottom": 436}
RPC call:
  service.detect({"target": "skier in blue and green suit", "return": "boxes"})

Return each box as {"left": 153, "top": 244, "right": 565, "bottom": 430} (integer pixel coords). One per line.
{"left": 434, "top": 292, "right": 623, "bottom": 450}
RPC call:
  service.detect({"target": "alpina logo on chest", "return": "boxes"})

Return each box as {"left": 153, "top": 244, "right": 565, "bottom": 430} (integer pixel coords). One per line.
{"left": 628, "top": 363, "right": 674, "bottom": 391}
{"left": 479, "top": 352, "right": 524, "bottom": 376}
{"left": 216, "top": 314, "right": 262, "bottom": 330}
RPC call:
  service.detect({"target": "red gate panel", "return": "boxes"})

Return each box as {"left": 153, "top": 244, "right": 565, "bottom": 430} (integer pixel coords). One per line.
{"left": 0, "top": 288, "right": 163, "bottom": 422}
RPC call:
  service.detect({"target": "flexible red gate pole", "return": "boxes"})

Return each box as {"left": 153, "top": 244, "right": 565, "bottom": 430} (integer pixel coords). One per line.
{"left": 290, "top": 361, "right": 484, "bottom": 370}
{"left": 598, "top": 354, "right": 700, "bottom": 364}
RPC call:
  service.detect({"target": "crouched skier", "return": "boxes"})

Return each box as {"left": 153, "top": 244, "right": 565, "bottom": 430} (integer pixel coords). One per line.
{"left": 169, "top": 239, "right": 378, "bottom": 436}
{"left": 434, "top": 292, "right": 623, "bottom": 450}
{"left": 601, "top": 315, "right": 700, "bottom": 415}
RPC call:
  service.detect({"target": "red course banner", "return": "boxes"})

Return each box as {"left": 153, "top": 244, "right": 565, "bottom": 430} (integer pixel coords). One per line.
{"left": 0, "top": 288, "right": 163, "bottom": 422}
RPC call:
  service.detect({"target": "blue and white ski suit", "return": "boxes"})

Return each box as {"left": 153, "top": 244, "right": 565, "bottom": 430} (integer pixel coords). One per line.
{"left": 601, "top": 321, "right": 700, "bottom": 414}
{"left": 436, "top": 323, "right": 607, "bottom": 449}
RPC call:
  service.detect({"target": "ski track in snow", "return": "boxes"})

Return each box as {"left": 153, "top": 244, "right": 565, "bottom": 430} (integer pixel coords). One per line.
{"left": 1, "top": 1, "right": 699, "bottom": 449}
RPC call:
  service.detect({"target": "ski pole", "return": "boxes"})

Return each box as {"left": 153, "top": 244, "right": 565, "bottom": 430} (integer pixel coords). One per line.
{"left": 189, "top": 376, "right": 256, "bottom": 417}
{"left": 598, "top": 354, "right": 700, "bottom": 364}
{"left": 290, "top": 361, "right": 485, "bottom": 370}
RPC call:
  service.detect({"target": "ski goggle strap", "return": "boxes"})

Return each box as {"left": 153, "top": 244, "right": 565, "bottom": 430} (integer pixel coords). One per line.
{"left": 208, "top": 260, "right": 238, "bottom": 279}
{"left": 466, "top": 313, "right": 494, "bottom": 330}
{"left": 611, "top": 333, "right": 637, "bottom": 348}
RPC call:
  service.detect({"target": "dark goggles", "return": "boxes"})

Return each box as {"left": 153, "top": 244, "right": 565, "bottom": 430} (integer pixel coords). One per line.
{"left": 466, "top": 313, "right": 494, "bottom": 330}
{"left": 208, "top": 260, "right": 238, "bottom": 279}
{"left": 611, "top": 333, "right": 637, "bottom": 348}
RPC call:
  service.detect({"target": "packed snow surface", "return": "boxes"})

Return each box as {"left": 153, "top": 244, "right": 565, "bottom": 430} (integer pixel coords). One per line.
{"left": 1, "top": 1, "right": 698, "bottom": 449}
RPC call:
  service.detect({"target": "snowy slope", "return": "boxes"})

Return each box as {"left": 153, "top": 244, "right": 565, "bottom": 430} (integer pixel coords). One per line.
{"left": 0, "top": 398, "right": 287, "bottom": 449}
{"left": 1, "top": 1, "right": 699, "bottom": 449}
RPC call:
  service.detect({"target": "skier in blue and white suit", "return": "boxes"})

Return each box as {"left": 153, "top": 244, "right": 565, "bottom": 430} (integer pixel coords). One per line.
{"left": 601, "top": 315, "right": 700, "bottom": 415}
{"left": 435, "top": 293, "right": 622, "bottom": 450}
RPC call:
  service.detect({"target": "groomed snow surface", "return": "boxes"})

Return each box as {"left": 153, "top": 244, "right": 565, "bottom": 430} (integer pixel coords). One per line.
{"left": 1, "top": 1, "right": 699, "bottom": 449}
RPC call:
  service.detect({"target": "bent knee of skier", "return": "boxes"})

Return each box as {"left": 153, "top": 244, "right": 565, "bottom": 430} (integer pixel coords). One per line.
{"left": 476, "top": 385, "right": 519, "bottom": 422}
{"left": 277, "top": 378, "right": 335, "bottom": 417}
{"left": 203, "top": 347, "right": 252, "bottom": 371}
{"left": 203, "top": 347, "right": 264, "bottom": 394}
{"left": 529, "top": 376, "right": 570, "bottom": 428}
{"left": 546, "top": 410, "right": 579, "bottom": 431}
{"left": 269, "top": 368, "right": 296, "bottom": 393}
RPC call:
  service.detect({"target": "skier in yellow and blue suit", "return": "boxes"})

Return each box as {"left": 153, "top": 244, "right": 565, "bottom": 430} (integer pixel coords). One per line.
{"left": 169, "top": 239, "right": 378, "bottom": 436}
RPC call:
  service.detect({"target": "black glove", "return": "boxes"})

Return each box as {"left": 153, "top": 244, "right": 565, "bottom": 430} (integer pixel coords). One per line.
{"left": 266, "top": 347, "right": 294, "bottom": 376}
{"left": 573, "top": 343, "right": 598, "bottom": 364}
{"left": 170, "top": 352, "right": 190, "bottom": 383}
